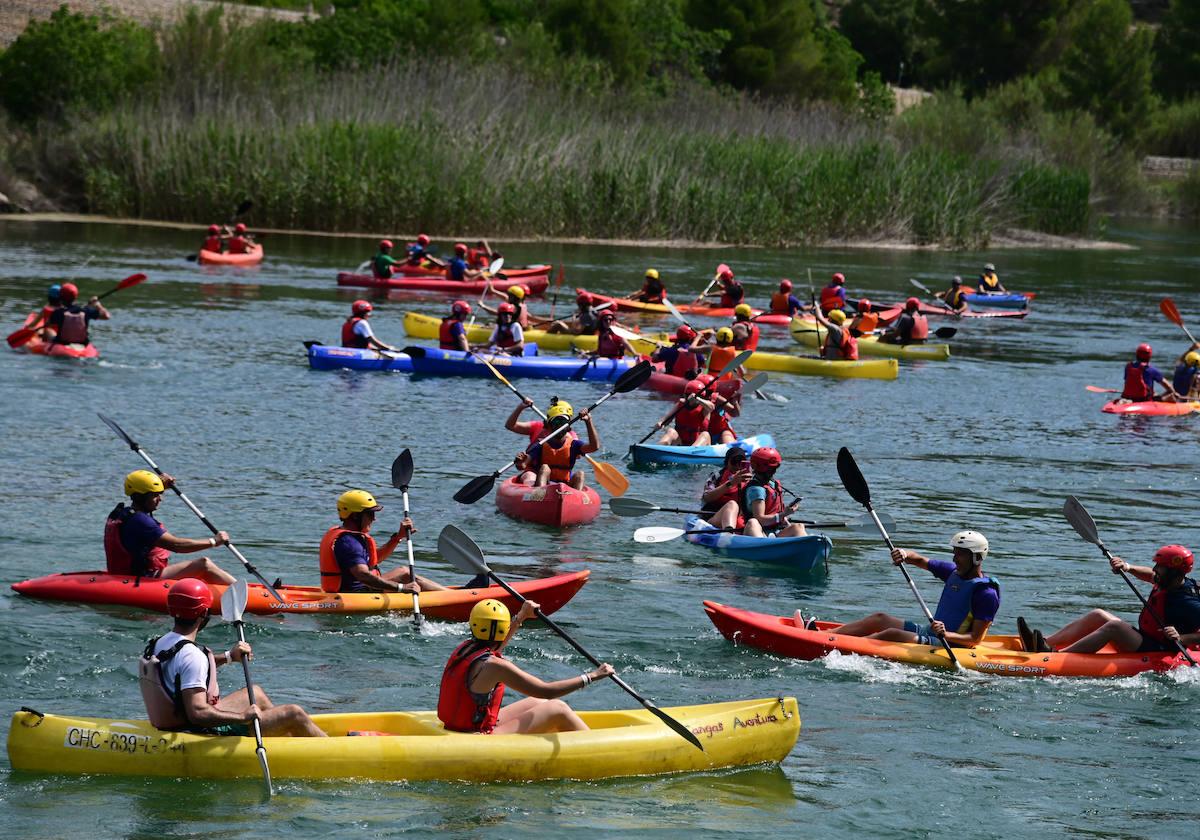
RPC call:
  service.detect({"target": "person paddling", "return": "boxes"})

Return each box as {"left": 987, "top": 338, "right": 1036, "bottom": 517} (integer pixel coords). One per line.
{"left": 1119, "top": 343, "right": 1178, "bottom": 403}
{"left": 35, "top": 284, "right": 62, "bottom": 336}
{"left": 439, "top": 300, "right": 473, "bottom": 351}
{"left": 227, "top": 223, "right": 256, "bottom": 255}
{"left": 628, "top": 268, "right": 666, "bottom": 303}
{"left": 438, "top": 598, "right": 613, "bottom": 734}
{"left": 547, "top": 292, "right": 599, "bottom": 335}
{"left": 481, "top": 285, "right": 530, "bottom": 328}
{"left": 485, "top": 303, "right": 525, "bottom": 355}
{"left": 730, "top": 304, "right": 760, "bottom": 351}
{"left": 706, "top": 379, "right": 741, "bottom": 444}
{"left": 525, "top": 401, "right": 598, "bottom": 490}
{"left": 653, "top": 379, "right": 715, "bottom": 447}
{"left": 768, "top": 279, "right": 804, "bottom": 318}
{"left": 652, "top": 325, "right": 705, "bottom": 379}
{"left": 508, "top": 396, "right": 578, "bottom": 484}
{"left": 371, "top": 239, "right": 400, "bottom": 279}
{"left": 935, "top": 276, "right": 970, "bottom": 313}
{"left": 1172, "top": 347, "right": 1200, "bottom": 400}
{"left": 342, "top": 300, "right": 399, "bottom": 353}
{"left": 977, "top": 262, "right": 1006, "bottom": 294}
{"left": 140, "top": 578, "right": 326, "bottom": 736}
{"left": 318, "top": 490, "right": 447, "bottom": 594}
{"left": 705, "top": 447, "right": 806, "bottom": 538}
{"left": 467, "top": 240, "right": 492, "bottom": 270}
{"left": 44, "top": 282, "right": 109, "bottom": 348}
{"left": 814, "top": 308, "right": 859, "bottom": 360}
{"left": 701, "top": 447, "right": 751, "bottom": 513}
{"left": 447, "top": 243, "right": 488, "bottom": 283}
{"left": 105, "top": 471, "right": 236, "bottom": 585}
{"left": 847, "top": 298, "right": 881, "bottom": 334}
{"left": 407, "top": 233, "right": 444, "bottom": 268}
{"left": 593, "top": 310, "right": 639, "bottom": 358}
{"left": 706, "top": 268, "right": 745, "bottom": 308}
{"left": 705, "top": 327, "right": 745, "bottom": 380}
{"left": 879, "top": 297, "right": 929, "bottom": 344}
{"left": 202, "top": 224, "right": 225, "bottom": 254}
{"left": 1018, "top": 545, "right": 1199, "bottom": 654}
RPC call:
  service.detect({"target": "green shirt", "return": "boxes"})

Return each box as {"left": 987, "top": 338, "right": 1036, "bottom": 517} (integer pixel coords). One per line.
{"left": 373, "top": 253, "right": 399, "bottom": 278}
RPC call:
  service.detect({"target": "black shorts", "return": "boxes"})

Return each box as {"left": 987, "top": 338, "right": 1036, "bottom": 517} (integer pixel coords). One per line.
{"left": 1135, "top": 630, "right": 1171, "bottom": 653}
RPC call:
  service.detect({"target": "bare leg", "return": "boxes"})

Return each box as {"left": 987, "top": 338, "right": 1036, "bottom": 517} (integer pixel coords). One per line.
{"left": 834, "top": 612, "right": 907, "bottom": 637}
{"left": 516, "top": 470, "right": 537, "bottom": 486}
{"left": 867, "top": 627, "right": 921, "bottom": 643}
{"left": 692, "top": 430, "right": 712, "bottom": 446}
{"left": 568, "top": 471, "right": 586, "bottom": 490}
{"left": 1059, "top": 615, "right": 1144, "bottom": 654}
{"left": 777, "top": 523, "right": 808, "bottom": 537}
{"left": 718, "top": 430, "right": 736, "bottom": 444}
{"left": 657, "top": 428, "right": 681, "bottom": 445}
{"left": 534, "top": 464, "right": 551, "bottom": 487}
{"left": 161, "top": 556, "right": 237, "bottom": 586}
{"left": 219, "top": 688, "right": 327, "bottom": 737}
{"left": 382, "top": 567, "right": 448, "bottom": 591}
{"left": 742, "top": 518, "right": 767, "bottom": 537}
{"left": 707, "top": 500, "right": 740, "bottom": 529}
{"left": 1044, "top": 609, "right": 1119, "bottom": 648}
{"left": 492, "top": 697, "right": 588, "bottom": 734}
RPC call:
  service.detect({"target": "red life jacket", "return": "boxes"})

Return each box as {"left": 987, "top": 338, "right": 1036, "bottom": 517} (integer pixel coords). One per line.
{"left": 342, "top": 316, "right": 369, "bottom": 349}
{"left": 596, "top": 328, "right": 624, "bottom": 358}
{"left": 1122, "top": 362, "right": 1152, "bottom": 401}
{"left": 56, "top": 308, "right": 89, "bottom": 345}
{"left": 770, "top": 292, "right": 793, "bottom": 315}
{"left": 1139, "top": 587, "right": 1169, "bottom": 644}
{"left": 823, "top": 326, "right": 859, "bottom": 360}
{"left": 705, "top": 467, "right": 745, "bottom": 512}
{"left": 104, "top": 504, "right": 172, "bottom": 577}
{"left": 733, "top": 322, "right": 759, "bottom": 351}
{"left": 708, "top": 408, "right": 735, "bottom": 439}
{"left": 467, "top": 249, "right": 490, "bottom": 270}
{"left": 438, "top": 640, "right": 506, "bottom": 733}
{"left": 909, "top": 313, "right": 929, "bottom": 340}
{"left": 708, "top": 345, "right": 738, "bottom": 379}
{"left": 203, "top": 235, "right": 222, "bottom": 252}
{"left": 139, "top": 636, "right": 220, "bottom": 730}
{"left": 674, "top": 402, "right": 708, "bottom": 446}
{"left": 493, "top": 323, "right": 519, "bottom": 349}
{"left": 227, "top": 236, "right": 250, "bottom": 254}
{"left": 539, "top": 436, "right": 577, "bottom": 483}
{"left": 719, "top": 283, "right": 744, "bottom": 308}
{"left": 440, "top": 317, "right": 464, "bottom": 350}
{"left": 660, "top": 344, "right": 699, "bottom": 377}
{"left": 852, "top": 312, "right": 879, "bottom": 334}
{"left": 740, "top": 477, "right": 784, "bottom": 519}
{"left": 641, "top": 280, "right": 665, "bottom": 303}
{"left": 318, "top": 527, "right": 378, "bottom": 593}
{"left": 819, "top": 284, "right": 844, "bottom": 313}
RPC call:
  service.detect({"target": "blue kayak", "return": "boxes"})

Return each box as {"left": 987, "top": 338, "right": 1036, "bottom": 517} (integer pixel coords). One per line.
{"left": 962, "top": 292, "right": 1029, "bottom": 310}
{"left": 683, "top": 515, "right": 831, "bottom": 572}
{"left": 404, "top": 345, "right": 637, "bottom": 381}
{"left": 307, "top": 343, "right": 413, "bottom": 372}
{"left": 629, "top": 434, "right": 776, "bottom": 467}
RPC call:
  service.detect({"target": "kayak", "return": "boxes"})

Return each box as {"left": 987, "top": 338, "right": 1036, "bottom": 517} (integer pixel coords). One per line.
{"left": 578, "top": 290, "right": 792, "bottom": 325}
{"left": 495, "top": 477, "right": 601, "bottom": 527}
{"left": 393, "top": 263, "right": 552, "bottom": 281}
{"left": 7, "top": 696, "right": 800, "bottom": 782}
{"left": 403, "top": 312, "right": 667, "bottom": 355}
{"left": 405, "top": 345, "right": 637, "bottom": 382}
{"left": 630, "top": 434, "right": 777, "bottom": 466}
{"left": 962, "top": 292, "right": 1032, "bottom": 309}
{"left": 744, "top": 351, "right": 899, "bottom": 380}
{"left": 789, "top": 318, "right": 950, "bottom": 361}
{"left": 1102, "top": 400, "right": 1200, "bottom": 416}
{"left": 684, "top": 517, "right": 832, "bottom": 572}
{"left": 10, "top": 570, "right": 589, "bottom": 618}
{"left": 337, "top": 271, "right": 549, "bottom": 295}
{"left": 897, "top": 301, "right": 1028, "bottom": 320}
{"left": 307, "top": 343, "right": 413, "bottom": 372}
{"left": 643, "top": 366, "right": 742, "bottom": 398}
{"left": 198, "top": 245, "right": 263, "bottom": 266}
{"left": 702, "top": 601, "right": 1199, "bottom": 678}
{"left": 20, "top": 336, "right": 100, "bottom": 359}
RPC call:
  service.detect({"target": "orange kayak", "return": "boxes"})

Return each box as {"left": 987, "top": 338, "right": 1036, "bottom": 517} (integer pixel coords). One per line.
{"left": 198, "top": 245, "right": 264, "bottom": 266}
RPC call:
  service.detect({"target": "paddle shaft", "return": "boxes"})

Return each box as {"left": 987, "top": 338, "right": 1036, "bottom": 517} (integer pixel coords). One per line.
{"left": 400, "top": 485, "right": 424, "bottom": 625}
{"left": 1096, "top": 542, "right": 1197, "bottom": 667}
{"left": 910, "top": 278, "right": 957, "bottom": 314}
{"left": 231, "top": 618, "right": 273, "bottom": 793}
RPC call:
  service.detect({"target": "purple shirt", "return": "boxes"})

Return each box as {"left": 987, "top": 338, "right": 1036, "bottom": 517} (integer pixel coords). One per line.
{"left": 120, "top": 510, "right": 166, "bottom": 561}
{"left": 928, "top": 558, "right": 1000, "bottom": 624}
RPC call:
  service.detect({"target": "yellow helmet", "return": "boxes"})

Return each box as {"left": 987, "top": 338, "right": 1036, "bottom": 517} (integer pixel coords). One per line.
{"left": 337, "top": 489, "right": 383, "bottom": 519}
{"left": 124, "top": 470, "right": 164, "bottom": 496}
{"left": 645, "top": 268, "right": 659, "bottom": 280}
{"left": 1187, "top": 351, "right": 1200, "bottom": 367}
{"left": 547, "top": 400, "right": 573, "bottom": 420}
{"left": 734, "top": 303, "right": 752, "bottom": 318}
{"left": 828, "top": 309, "right": 847, "bottom": 325}
{"left": 470, "top": 598, "right": 511, "bottom": 641}
{"left": 508, "top": 285, "right": 526, "bottom": 300}
{"left": 716, "top": 326, "right": 734, "bottom": 344}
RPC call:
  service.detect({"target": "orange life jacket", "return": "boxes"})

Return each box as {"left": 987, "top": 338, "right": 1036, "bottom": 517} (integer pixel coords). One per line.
{"left": 539, "top": 436, "right": 577, "bottom": 483}
{"left": 823, "top": 326, "right": 859, "bottom": 360}
{"left": 852, "top": 312, "right": 879, "bottom": 333}
{"left": 707, "top": 345, "right": 739, "bottom": 379}
{"left": 318, "top": 527, "right": 378, "bottom": 593}
{"left": 770, "top": 292, "right": 793, "bottom": 315}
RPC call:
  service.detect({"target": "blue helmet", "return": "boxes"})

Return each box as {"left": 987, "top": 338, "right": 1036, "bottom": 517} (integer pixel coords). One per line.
{"left": 48, "top": 283, "right": 62, "bottom": 303}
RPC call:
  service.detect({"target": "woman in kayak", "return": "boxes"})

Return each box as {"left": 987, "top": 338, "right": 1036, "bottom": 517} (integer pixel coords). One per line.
{"left": 627, "top": 268, "right": 666, "bottom": 303}
{"left": 480, "top": 285, "right": 530, "bottom": 328}
{"left": 706, "top": 378, "right": 741, "bottom": 444}
{"left": 654, "top": 379, "right": 715, "bottom": 447}
{"left": 706, "top": 448, "right": 806, "bottom": 538}
{"left": 701, "top": 447, "right": 751, "bottom": 514}
{"left": 813, "top": 308, "right": 859, "bottom": 360}
{"left": 593, "top": 311, "right": 639, "bottom": 358}
{"left": 485, "top": 303, "right": 525, "bottom": 355}
{"left": 526, "top": 401, "right": 598, "bottom": 490}
{"left": 342, "top": 300, "right": 400, "bottom": 353}
{"left": 1017, "top": 545, "right": 1199, "bottom": 654}
{"left": 1119, "top": 343, "right": 1179, "bottom": 403}
{"left": 439, "top": 300, "right": 473, "bottom": 351}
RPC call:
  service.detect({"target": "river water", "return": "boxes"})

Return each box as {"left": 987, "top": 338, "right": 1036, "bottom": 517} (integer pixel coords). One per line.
{"left": 1, "top": 219, "right": 1197, "bottom": 839}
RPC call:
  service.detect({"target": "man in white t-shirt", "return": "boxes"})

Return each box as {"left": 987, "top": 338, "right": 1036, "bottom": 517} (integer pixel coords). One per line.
{"left": 142, "top": 579, "right": 326, "bottom": 737}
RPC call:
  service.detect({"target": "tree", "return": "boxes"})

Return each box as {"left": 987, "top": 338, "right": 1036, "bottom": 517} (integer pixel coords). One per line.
{"left": 839, "top": 0, "right": 922, "bottom": 85}
{"left": 545, "top": 0, "right": 652, "bottom": 86}
{"left": 1155, "top": 0, "right": 1200, "bottom": 100}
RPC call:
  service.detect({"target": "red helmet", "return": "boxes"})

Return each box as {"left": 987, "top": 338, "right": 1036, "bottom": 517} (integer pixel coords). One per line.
{"left": 858, "top": 298, "right": 872, "bottom": 312}
{"left": 750, "top": 447, "right": 782, "bottom": 472}
{"left": 779, "top": 279, "right": 793, "bottom": 292}
{"left": 167, "top": 578, "right": 212, "bottom": 620}
{"left": 352, "top": 299, "right": 373, "bottom": 315}
{"left": 60, "top": 282, "right": 79, "bottom": 303}
{"left": 684, "top": 379, "right": 706, "bottom": 396}
{"left": 905, "top": 297, "right": 920, "bottom": 311}
{"left": 695, "top": 373, "right": 715, "bottom": 387}
{"left": 719, "top": 268, "right": 734, "bottom": 281}
{"left": 417, "top": 234, "right": 431, "bottom": 246}
{"left": 1136, "top": 343, "right": 1152, "bottom": 361}
{"left": 599, "top": 310, "right": 616, "bottom": 322}
{"left": 451, "top": 299, "right": 471, "bottom": 316}
{"left": 832, "top": 273, "right": 845, "bottom": 285}
{"left": 675, "top": 325, "right": 697, "bottom": 342}
{"left": 455, "top": 243, "right": 468, "bottom": 254}
{"left": 379, "top": 239, "right": 393, "bottom": 250}
{"left": 208, "top": 224, "right": 220, "bottom": 234}
{"left": 234, "top": 223, "right": 247, "bottom": 233}
{"left": 576, "top": 292, "right": 592, "bottom": 306}
{"left": 498, "top": 302, "right": 516, "bottom": 315}
{"left": 1153, "top": 544, "right": 1194, "bottom": 573}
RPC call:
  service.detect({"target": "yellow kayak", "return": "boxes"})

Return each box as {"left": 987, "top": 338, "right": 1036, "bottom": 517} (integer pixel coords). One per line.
{"left": 744, "top": 350, "right": 898, "bottom": 380}
{"left": 7, "top": 697, "right": 799, "bottom": 782}
{"left": 403, "top": 312, "right": 668, "bottom": 355}
{"left": 789, "top": 318, "right": 951, "bottom": 362}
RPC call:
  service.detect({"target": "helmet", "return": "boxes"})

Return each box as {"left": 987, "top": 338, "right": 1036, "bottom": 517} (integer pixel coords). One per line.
{"left": 451, "top": 300, "right": 471, "bottom": 316}
{"left": 124, "top": 470, "right": 165, "bottom": 496}
{"left": 234, "top": 223, "right": 247, "bottom": 233}
{"left": 734, "top": 303, "right": 753, "bottom": 318}
{"left": 905, "top": 297, "right": 920, "bottom": 311}
{"left": 675, "top": 325, "right": 697, "bottom": 342}
{"left": 417, "top": 234, "right": 431, "bottom": 246}
{"left": 379, "top": 239, "right": 393, "bottom": 250}
{"left": 1136, "top": 343, "right": 1152, "bottom": 361}
{"left": 779, "top": 279, "right": 793, "bottom": 292}
{"left": 470, "top": 599, "right": 511, "bottom": 641}
{"left": 352, "top": 299, "right": 373, "bottom": 315}
{"left": 858, "top": 298, "right": 871, "bottom": 312}
{"left": 508, "top": 286, "right": 527, "bottom": 300}
{"left": 716, "top": 327, "right": 734, "bottom": 344}
{"left": 60, "top": 282, "right": 79, "bottom": 303}
{"left": 1153, "top": 544, "right": 1194, "bottom": 574}
{"left": 576, "top": 292, "right": 592, "bottom": 306}
{"left": 645, "top": 268, "right": 659, "bottom": 280}
{"left": 455, "top": 242, "right": 467, "bottom": 254}
{"left": 208, "top": 224, "right": 220, "bottom": 234}
{"left": 599, "top": 310, "right": 616, "bottom": 322}
{"left": 951, "top": 275, "right": 962, "bottom": 285}
{"left": 1186, "top": 351, "right": 1200, "bottom": 367}
{"left": 337, "top": 489, "right": 382, "bottom": 519}
{"left": 718, "top": 269, "right": 734, "bottom": 281}
{"left": 984, "top": 263, "right": 996, "bottom": 272}
{"left": 695, "top": 372, "right": 715, "bottom": 386}
{"left": 498, "top": 302, "right": 516, "bottom": 316}
{"left": 950, "top": 530, "right": 989, "bottom": 562}
{"left": 684, "top": 379, "right": 706, "bottom": 395}
{"left": 832, "top": 273, "right": 845, "bottom": 285}
{"left": 750, "top": 447, "right": 782, "bottom": 472}
{"left": 167, "top": 579, "right": 212, "bottom": 620}
{"left": 828, "top": 309, "right": 847, "bottom": 325}
{"left": 48, "top": 283, "right": 61, "bottom": 303}
{"left": 547, "top": 400, "right": 574, "bottom": 420}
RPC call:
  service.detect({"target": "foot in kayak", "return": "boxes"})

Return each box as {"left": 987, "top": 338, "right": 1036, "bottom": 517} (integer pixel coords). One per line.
{"left": 793, "top": 609, "right": 818, "bottom": 631}
{"left": 1033, "top": 629, "right": 1054, "bottom": 653}
{"left": 1017, "top": 616, "right": 1036, "bottom": 652}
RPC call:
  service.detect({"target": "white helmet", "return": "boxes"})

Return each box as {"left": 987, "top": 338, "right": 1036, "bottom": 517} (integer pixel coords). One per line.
{"left": 983, "top": 263, "right": 996, "bottom": 272}
{"left": 950, "top": 530, "right": 989, "bottom": 562}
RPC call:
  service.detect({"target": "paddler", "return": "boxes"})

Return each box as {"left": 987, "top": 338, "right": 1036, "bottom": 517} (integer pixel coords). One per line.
{"left": 342, "top": 300, "right": 400, "bottom": 353}
{"left": 1172, "top": 347, "right": 1200, "bottom": 399}
{"left": 44, "top": 282, "right": 109, "bottom": 347}
{"left": 485, "top": 302, "right": 525, "bottom": 355}
{"left": 654, "top": 379, "right": 715, "bottom": 446}
{"left": 977, "top": 262, "right": 1006, "bottom": 294}
{"left": 847, "top": 298, "right": 880, "bottom": 334}
{"left": 38, "top": 284, "right": 62, "bottom": 334}
{"left": 879, "top": 297, "right": 929, "bottom": 344}
{"left": 438, "top": 598, "right": 614, "bottom": 734}
{"left": 701, "top": 447, "right": 751, "bottom": 513}
{"left": 526, "top": 401, "right": 598, "bottom": 490}
{"left": 819, "top": 272, "right": 852, "bottom": 315}
{"left": 319, "top": 490, "right": 448, "bottom": 594}
{"left": 1118, "top": 343, "right": 1178, "bottom": 403}
{"left": 730, "top": 304, "right": 760, "bottom": 351}
{"left": 141, "top": 578, "right": 327, "bottom": 736}
{"left": 105, "top": 470, "right": 237, "bottom": 585}
{"left": 627, "top": 268, "right": 666, "bottom": 303}
{"left": 439, "top": 300, "right": 473, "bottom": 352}
{"left": 813, "top": 308, "right": 859, "bottom": 360}
{"left": 371, "top": 239, "right": 400, "bottom": 279}
{"left": 226, "top": 223, "right": 255, "bottom": 255}
{"left": 406, "top": 233, "right": 443, "bottom": 268}
{"left": 546, "top": 292, "right": 599, "bottom": 335}
{"left": 714, "top": 267, "right": 745, "bottom": 308}
{"left": 1017, "top": 545, "right": 1199, "bottom": 654}
{"left": 509, "top": 396, "right": 578, "bottom": 484}
{"left": 447, "top": 243, "right": 487, "bottom": 283}
{"left": 706, "top": 379, "right": 741, "bottom": 444}
{"left": 467, "top": 239, "right": 492, "bottom": 270}
{"left": 935, "top": 276, "right": 970, "bottom": 313}
{"left": 705, "top": 327, "right": 745, "bottom": 380}
{"left": 768, "top": 279, "right": 804, "bottom": 318}
{"left": 201, "top": 224, "right": 225, "bottom": 254}
{"left": 481, "top": 285, "right": 530, "bottom": 328}
{"left": 706, "top": 447, "right": 806, "bottom": 538}
{"left": 652, "top": 324, "right": 705, "bottom": 379}
{"left": 593, "top": 310, "right": 639, "bottom": 358}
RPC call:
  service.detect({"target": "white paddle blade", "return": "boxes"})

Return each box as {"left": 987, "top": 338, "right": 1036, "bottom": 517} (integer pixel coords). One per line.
{"left": 487, "top": 257, "right": 505, "bottom": 276}
{"left": 220, "top": 578, "right": 249, "bottom": 622}
{"left": 634, "top": 526, "right": 687, "bottom": 543}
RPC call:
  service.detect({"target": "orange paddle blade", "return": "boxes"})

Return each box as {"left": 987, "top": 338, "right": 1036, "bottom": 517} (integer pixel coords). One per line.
{"left": 1160, "top": 298, "right": 1182, "bottom": 326}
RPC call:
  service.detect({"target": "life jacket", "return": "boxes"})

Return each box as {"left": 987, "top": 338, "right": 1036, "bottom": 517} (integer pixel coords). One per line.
{"left": 674, "top": 402, "right": 708, "bottom": 446}
{"left": 342, "top": 316, "right": 370, "bottom": 349}
{"left": 1139, "top": 578, "right": 1200, "bottom": 644}
{"left": 708, "top": 407, "right": 735, "bottom": 439}
{"left": 979, "top": 272, "right": 1001, "bottom": 291}
{"left": 1172, "top": 363, "right": 1198, "bottom": 396}
{"left": 318, "top": 527, "right": 378, "bottom": 593}
{"left": 946, "top": 286, "right": 967, "bottom": 308}
{"left": 770, "top": 292, "right": 794, "bottom": 315}
{"left": 438, "top": 640, "right": 505, "bottom": 733}
{"left": 104, "top": 504, "right": 172, "bottom": 577}
{"left": 55, "top": 307, "right": 89, "bottom": 345}
{"left": 493, "top": 323, "right": 519, "bottom": 349}
{"left": 524, "top": 421, "right": 576, "bottom": 446}
{"left": 513, "top": 302, "right": 529, "bottom": 329}
{"left": 1122, "top": 362, "right": 1152, "bottom": 401}
{"left": 596, "top": 328, "right": 624, "bottom": 358}
{"left": 702, "top": 467, "right": 745, "bottom": 513}
{"left": 819, "top": 284, "right": 844, "bottom": 313}
{"left": 823, "top": 326, "right": 858, "bottom": 360}
{"left": 641, "top": 279, "right": 665, "bottom": 303}
{"left": 227, "top": 236, "right": 250, "bottom": 255}
{"left": 907, "top": 313, "right": 929, "bottom": 341}
{"left": 733, "top": 321, "right": 759, "bottom": 351}
{"left": 539, "top": 435, "right": 577, "bottom": 483}
{"left": 139, "top": 636, "right": 220, "bottom": 730}
{"left": 739, "top": 477, "right": 784, "bottom": 519}
{"left": 467, "top": 248, "right": 490, "bottom": 270}
{"left": 203, "top": 235, "right": 223, "bottom": 253}
{"left": 719, "top": 283, "right": 744, "bottom": 308}
{"left": 439, "top": 317, "right": 464, "bottom": 350}
{"left": 931, "top": 572, "right": 1000, "bottom": 636}
{"left": 658, "top": 345, "right": 699, "bottom": 378}
{"left": 852, "top": 312, "right": 879, "bottom": 334}
{"left": 707, "top": 345, "right": 738, "bottom": 379}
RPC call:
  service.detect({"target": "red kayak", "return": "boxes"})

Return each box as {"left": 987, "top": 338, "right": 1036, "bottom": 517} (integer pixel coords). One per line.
{"left": 579, "top": 289, "right": 791, "bottom": 325}
{"left": 644, "top": 364, "right": 743, "bottom": 398}
{"left": 198, "top": 245, "right": 264, "bottom": 266}
{"left": 1102, "top": 400, "right": 1199, "bottom": 416}
{"left": 10, "top": 312, "right": 100, "bottom": 358}
{"left": 495, "top": 477, "right": 601, "bottom": 527}
{"left": 338, "top": 271, "right": 549, "bottom": 294}
{"left": 393, "top": 263, "right": 552, "bottom": 281}
{"left": 11, "top": 570, "right": 589, "bottom": 619}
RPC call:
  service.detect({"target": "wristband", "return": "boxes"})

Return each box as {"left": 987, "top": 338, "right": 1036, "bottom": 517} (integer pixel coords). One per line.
{"left": 225, "top": 648, "right": 234, "bottom": 663}
{"left": 580, "top": 672, "right": 592, "bottom": 687}
{"left": 208, "top": 537, "right": 217, "bottom": 547}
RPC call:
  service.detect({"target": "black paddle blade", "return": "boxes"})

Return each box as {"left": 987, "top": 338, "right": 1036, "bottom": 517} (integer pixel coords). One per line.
{"left": 613, "top": 360, "right": 654, "bottom": 393}
{"left": 644, "top": 702, "right": 705, "bottom": 752}
{"left": 454, "top": 473, "right": 498, "bottom": 504}
{"left": 608, "top": 497, "right": 661, "bottom": 517}
{"left": 303, "top": 340, "right": 323, "bottom": 349}
{"left": 836, "top": 446, "right": 871, "bottom": 507}
{"left": 934, "top": 327, "right": 957, "bottom": 339}
{"left": 392, "top": 449, "right": 414, "bottom": 490}
{"left": 1063, "top": 495, "right": 1101, "bottom": 546}
{"left": 98, "top": 412, "right": 138, "bottom": 450}
{"left": 437, "top": 524, "right": 490, "bottom": 575}
{"left": 402, "top": 346, "right": 428, "bottom": 359}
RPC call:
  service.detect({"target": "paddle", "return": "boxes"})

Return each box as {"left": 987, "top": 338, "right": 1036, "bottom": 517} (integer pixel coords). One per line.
{"left": 795, "top": 324, "right": 957, "bottom": 341}
{"left": 611, "top": 495, "right": 896, "bottom": 524}
{"left": 467, "top": 258, "right": 505, "bottom": 328}
{"left": 909, "top": 278, "right": 958, "bottom": 315}
{"left": 437, "top": 524, "right": 704, "bottom": 752}
{"left": 219, "top": 579, "right": 273, "bottom": 795}
{"left": 691, "top": 263, "right": 729, "bottom": 305}
{"left": 391, "top": 450, "right": 424, "bottom": 627}
{"left": 8, "top": 272, "right": 148, "bottom": 349}
{"left": 97, "top": 413, "right": 286, "bottom": 603}
{"left": 471, "top": 353, "right": 629, "bottom": 497}
{"left": 186, "top": 200, "right": 254, "bottom": 261}
{"left": 836, "top": 446, "right": 962, "bottom": 670}
{"left": 548, "top": 263, "right": 565, "bottom": 322}
{"left": 634, "top": 514, "right": 893, "bottom": 543}
{"left": 1062, "top": 495, "right": 1197, "bottom": 667}
{"left": 634, "top": 350, "right": 752, "bottom": 445}
{"left": 1160, "top": 298, "right": 1199, "bottom": 345}
{"left": 1086, "top": 385, "right": 1119, "bottom": 394}
{"left": 454, "top": 360, "right": 652, "bottom": 503}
